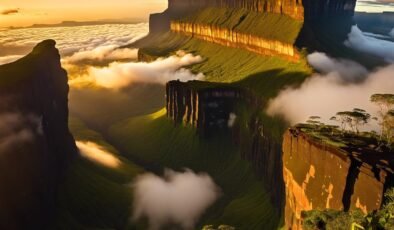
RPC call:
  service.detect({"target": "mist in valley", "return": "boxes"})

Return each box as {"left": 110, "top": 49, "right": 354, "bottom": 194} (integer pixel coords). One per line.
{"left": 267, "top": 26, "right": 394, "bottom": 129}
{"left": 1, "top": 6, "right": 394, "bottom": 229}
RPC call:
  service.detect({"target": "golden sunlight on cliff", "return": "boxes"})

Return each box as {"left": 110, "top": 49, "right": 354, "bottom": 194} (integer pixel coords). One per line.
{"left": 171, "top": 22, "right": 300, "bottom": 61}
{"left": 282, "top": 129, "right": 387, "bottom": 229}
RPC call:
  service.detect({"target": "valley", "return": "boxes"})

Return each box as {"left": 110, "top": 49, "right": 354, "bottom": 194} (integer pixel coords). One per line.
{"left": 0, "top": 0, "right": 393, "bottom": 230}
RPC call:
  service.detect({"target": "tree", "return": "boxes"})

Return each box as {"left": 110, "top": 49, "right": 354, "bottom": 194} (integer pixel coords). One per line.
{"left": 385, "top": 110, "right": 394, "bottom": 147}
{"left": 371, "top": 94, "right": 394, "bottom": 142}
{"left": 332, "top": 109, "right": 371, "bottom": 133}
{"left": 351, "top": 108, "right": 371, "bottom": 133}
{"left": 306, "top": 116, "right": 322, "bottom": 128}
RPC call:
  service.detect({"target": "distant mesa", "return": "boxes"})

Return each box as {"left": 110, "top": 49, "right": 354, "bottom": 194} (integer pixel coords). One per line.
{"left": 8, "top": 18, "right": 146, "bottom": 30}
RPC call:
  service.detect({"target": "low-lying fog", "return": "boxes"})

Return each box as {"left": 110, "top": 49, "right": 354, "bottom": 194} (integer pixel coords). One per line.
{"left": 268, "top": 25, "right": 394, "bottom": 130}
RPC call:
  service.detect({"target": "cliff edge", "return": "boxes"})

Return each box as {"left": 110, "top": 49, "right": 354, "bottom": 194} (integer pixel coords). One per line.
{"left": 0, "top": 40, "right": 78, "bottom": 230}
{"left": 283, "top": 128, "right": 394, "bottom": 229}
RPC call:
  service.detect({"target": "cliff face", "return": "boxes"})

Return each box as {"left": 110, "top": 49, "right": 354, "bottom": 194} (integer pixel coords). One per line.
{"left": 171, "top": 22, "right": 299, "bottom": 61}
{"left": 166, "top": 80, "right": 243, "bottom": 136}
{"left": 150, "top": 0, "right": 303, "bottom": 33}
{"left": 150, "top": 0, "right": 356, "bottom": 33}
{"left": 0, "top": 40, "right": 78, "bottom": 229}
{"left": 168, "top": 0, "right": 304, "bottom": 19}
{"left": 166, "top": 80, "right": 285, "bottom": 212}
{"left": 282, "top": 129, "right": 393, "bottom": 229}
{"left": 302, "top": 0, "right": 356, "bottom": 20}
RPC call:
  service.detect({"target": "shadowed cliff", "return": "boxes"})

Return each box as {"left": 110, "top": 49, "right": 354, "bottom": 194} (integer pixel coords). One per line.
{"left": 0, "top": 40, "right": 78, "bottom": 230}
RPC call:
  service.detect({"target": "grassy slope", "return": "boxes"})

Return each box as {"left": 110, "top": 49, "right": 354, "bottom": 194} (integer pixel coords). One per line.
{"left": 139, "top": 32, "right": 310, "bottom": 84}
{"left": 138, "top": 32, "right": 310, "bottom": 140}
{"left": 52, "top": 117, "right": 144, "bottom": 230}
{"left": 60, "top": 8, "right": 310, "bottom": 230}
{"left": 108, "top": 109, "right": 280, "bottom": 229}
{"left": 117, "top": 10, "right": 311, "bottom": 229}
{"left": 178, "top": 7, "right": 303, "bottom": 44}
{"left": 69, "top": 83, "right": 165, "bottom": 131}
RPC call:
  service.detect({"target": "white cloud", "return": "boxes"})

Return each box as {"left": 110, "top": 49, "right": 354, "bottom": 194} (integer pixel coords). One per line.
{"left": 70, "top": 51, "right": 204, "bottom": 89}
{"left": 63, "top": 45, "right": 138, "bottom": 64}
{"left": 345, "top": 25, "right": 394, "bottom": 63}
{"left": 267, "top": 54, "right": 394, "bottom": 126}
{"left": 132, "top": 169, "right": 220, "bottom": 230}
{"left": 307, "top": 52, "right": 368, "bottom": 82}
{"left": 76, "top": 141, "right": 121, "bottom": 168}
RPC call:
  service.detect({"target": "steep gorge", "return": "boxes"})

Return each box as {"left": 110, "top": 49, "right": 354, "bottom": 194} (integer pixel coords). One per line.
{"left": 165, "top": 80, "right": 286, "bottom": 214}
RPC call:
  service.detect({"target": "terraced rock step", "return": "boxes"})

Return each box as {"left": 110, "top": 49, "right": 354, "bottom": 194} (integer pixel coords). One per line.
{"left": 171, "top": 22, "right": 300, "bottom": 61}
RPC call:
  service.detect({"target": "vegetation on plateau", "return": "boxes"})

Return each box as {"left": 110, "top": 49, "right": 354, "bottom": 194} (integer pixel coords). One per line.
{"left": 300, "top": 94, "right": 394, "bottom": 151}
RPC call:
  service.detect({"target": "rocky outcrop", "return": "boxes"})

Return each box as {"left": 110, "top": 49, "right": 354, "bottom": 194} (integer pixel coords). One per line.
{"left": 171, "top": 22, "right": 300, "bottom": 61}
{"left": 166, "top": 80, "right": 285, "bottom": 213}
{"left": 0, "top": 40, "right": 78, "bottom": 230}
{"left": 282, "top": 128, "right": 393, "bottom": 229}
{"left": 233, "top": 115, "right": 285, "bottom": 214}
{"left": 166, "top": 80, "right": 242, "bottom": 136}
{"left": 168, "top": 0, "right": 304, "bottom": 19}
{"left": 150, "top": 0, "right": 304, "bottom": 33}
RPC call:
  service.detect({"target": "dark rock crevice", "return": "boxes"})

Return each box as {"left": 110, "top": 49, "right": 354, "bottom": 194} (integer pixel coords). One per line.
{"left": 342, "top": 157, "right": 362, "bottom": 211}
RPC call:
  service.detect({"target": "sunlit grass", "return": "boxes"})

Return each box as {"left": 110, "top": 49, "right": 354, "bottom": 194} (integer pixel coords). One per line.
{"left": 76, "top": 141, "right": 121, "bottom": 168}
{"left": 52, "top": 117, "right": 144, "bottom": 230}
{"left": 108, "top": 109, "right": 280, "bottom": 229}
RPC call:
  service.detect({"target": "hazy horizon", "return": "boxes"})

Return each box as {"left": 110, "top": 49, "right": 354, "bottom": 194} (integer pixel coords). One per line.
{"left": 0, "top": 0, "right": 167, "bottom": 28}
{"left": 0, "top": 0, "right": 393, "bottom": 28}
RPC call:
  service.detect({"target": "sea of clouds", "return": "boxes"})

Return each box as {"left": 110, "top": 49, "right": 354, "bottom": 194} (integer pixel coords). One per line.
{"left": 0, "top": 23, "right": 205, "bottom": 88}
{"left": 0, "top": 23, "right": 148, "bottom": 65}
{"left": 346, "top": 25, "right": 394, "bottom": 62}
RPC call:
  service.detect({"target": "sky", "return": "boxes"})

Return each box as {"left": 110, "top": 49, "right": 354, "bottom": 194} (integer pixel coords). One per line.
{"left": 0, "top": 0, "right": 167, "bottom": 27}
{"left": 0, "top": 0, "right": 393, "bottom": 28}
{"left": 356, "top": 0, "right": 394, "bottom": 12}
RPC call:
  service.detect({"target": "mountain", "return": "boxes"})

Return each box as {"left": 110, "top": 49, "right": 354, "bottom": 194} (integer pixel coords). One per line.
{"left": 2, "top": 1, "right": 391, "bottom": 229}
{"left": 0, "top": 40, "right": 78, "bottom": 229}
{"left": 123, "top": 0, "right": 394, "bottom": 229}
{"left": 8, "top": 19, "right": 145, "bottom": 30}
